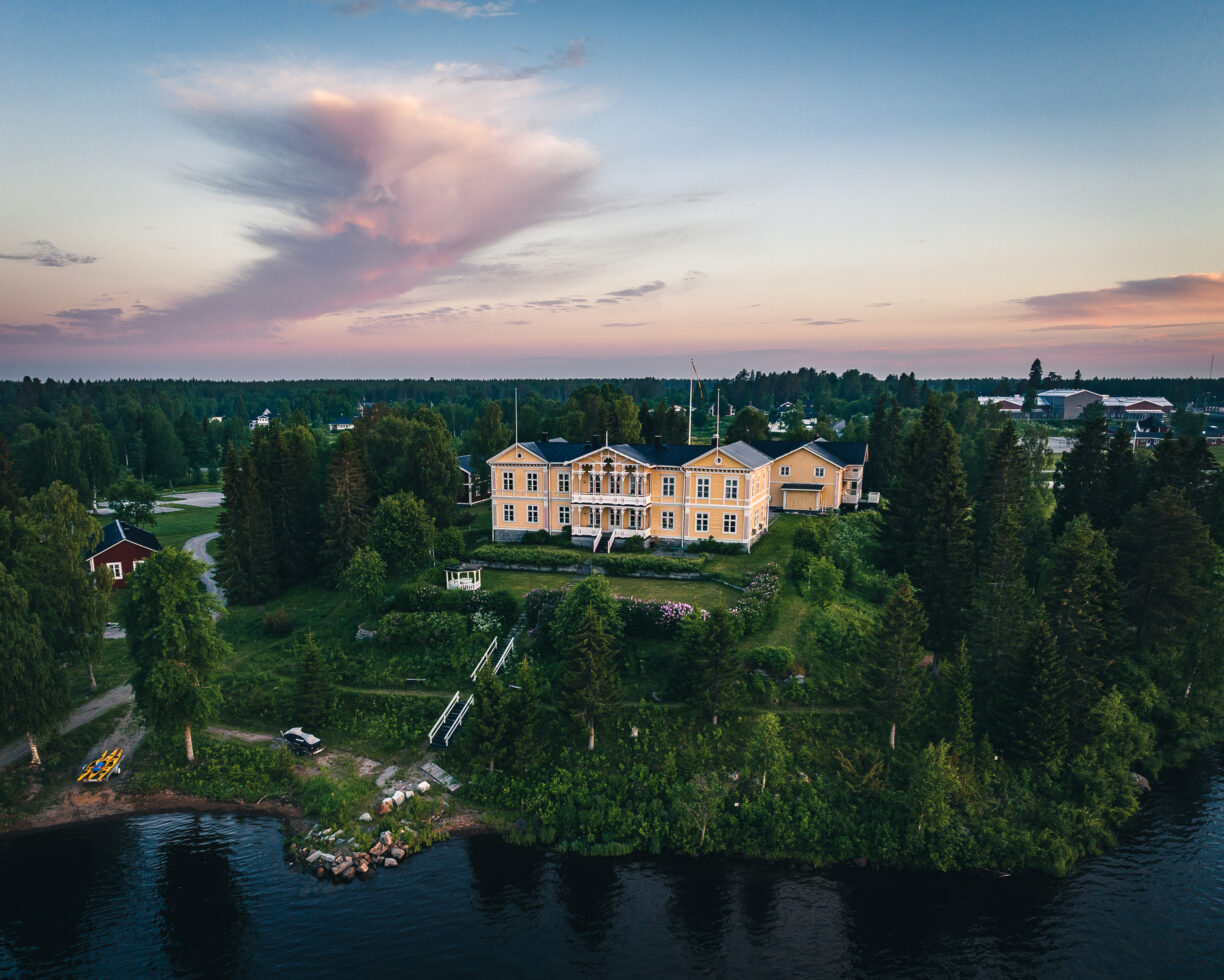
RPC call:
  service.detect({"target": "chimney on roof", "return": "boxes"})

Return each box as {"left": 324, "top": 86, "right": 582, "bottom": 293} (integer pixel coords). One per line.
{"left": 541, "top": 430, "right": 549, "bottom": 443}
{"left": 653, "top": 434, "right": 662, "bottom": 453}
{"left": 591, "top": 433, "right": 600, "bottom": 449}
{"left": 712, "top": 434, "right": 720, "bottom": 448}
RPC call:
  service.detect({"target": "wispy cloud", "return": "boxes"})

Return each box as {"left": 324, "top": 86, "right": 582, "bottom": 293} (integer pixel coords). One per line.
{"left": 459, "top": 40, "right": 588, "bottom": 83}
{"left": 335, "top": 0, "right": 514, "bottom": 17}
{"left": 0, "top": 240, "right": 97, "bottom": 267}
{"left": 602, "top": 322, "right": 649, "bottom": 329}
{"left": 605, "top": 280, "right": 665, "bottom": 299}
{"left": 793, "top": 317, "right": 859, "bottom": 326}
{"left": 122, "top": 83, "right": 596, "bottom": 341}
{"left": 1015, "top": 273, "right": 1224, "bottom": 323}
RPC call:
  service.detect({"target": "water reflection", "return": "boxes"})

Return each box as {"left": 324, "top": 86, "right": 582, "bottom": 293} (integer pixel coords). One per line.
{"left": 155, "top": 813, "right": 251, "bottom": 977}
{"left": 466, "top": 833, "right": 546, "bottom": 915}
{"left": 556, "top": 854, "right": 619, "bottom": 947}
{"left": 0, "top": 749, "right": 1221, "bottom": 979}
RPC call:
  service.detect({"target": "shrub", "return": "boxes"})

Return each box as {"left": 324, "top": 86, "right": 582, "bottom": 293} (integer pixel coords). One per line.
{"left": 261, "top": 607, "right": 293, "bottom": 637}
{"left": 621, "top": 534, "right": 646, "bottom": 553}
{"left": 592, "top": 553, "right": 705, "bottom": 574}
{"left": 616, "top": 596, "right": 705, "bottom": 638}
{"left": 746, "top": 645, "right": 795, "bottom": 675}
{"left": 435, "top": 526, "right": 466, "bottom": 561}
{"left": 731, "top": 563, "right": 783, "bottom": 633}
{"left": 685, "top": 536, "right": 743, "bottom": 555}
{"left": 473, "top": 544, "right": 582, "bottom": 567}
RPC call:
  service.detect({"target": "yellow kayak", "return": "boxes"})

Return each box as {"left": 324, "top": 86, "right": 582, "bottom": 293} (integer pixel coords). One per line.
{"left": 78, "top": 748, "right": 123, "bottom": 782}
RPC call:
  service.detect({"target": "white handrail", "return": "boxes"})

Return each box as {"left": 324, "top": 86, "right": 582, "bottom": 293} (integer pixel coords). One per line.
{"left": 443, "top": 695, "right": 474, "bottom": 745}
{"left": 470, "top": 637, "right": 498, "bottom": 681}
{"left": 493, "top": 636, "right": 514, "bottom": 674}
{"left": 428, "top": 691, "right": 460, "bottom": 741}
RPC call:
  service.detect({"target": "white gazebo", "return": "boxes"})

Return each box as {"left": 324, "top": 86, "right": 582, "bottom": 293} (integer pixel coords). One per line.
{"left": 445, "top": 562, "right": 482, "bottom": 591}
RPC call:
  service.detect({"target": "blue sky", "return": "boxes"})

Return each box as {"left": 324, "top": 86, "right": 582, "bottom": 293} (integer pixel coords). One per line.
{"left": 1, "top": 0, "right": 1221, "bottom": 380}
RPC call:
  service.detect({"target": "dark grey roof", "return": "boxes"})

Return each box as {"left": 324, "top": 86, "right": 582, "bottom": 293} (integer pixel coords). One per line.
{"left": 90, "top": 519, "right": 161, "bottom": 558}
{"left": 748, "top": 440, "right": 868, "bottom": 467}
{"left": 447, "top": 562, "right": 483, "bottom": 572}
{"left": 457, "top": 454, "right": 472, "bottom": 472}
{"left": 780, "top": 483, "right": 826, "bottom": 491}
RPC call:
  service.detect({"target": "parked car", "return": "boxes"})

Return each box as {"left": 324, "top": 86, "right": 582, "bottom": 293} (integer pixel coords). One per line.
{"left": 281, "top": 727, "right": 324, "bottom": 757}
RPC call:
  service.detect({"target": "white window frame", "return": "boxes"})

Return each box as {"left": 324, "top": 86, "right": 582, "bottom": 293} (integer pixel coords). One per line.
{"left": 723, "top": 513, "right": 737, "bottom": 534}
{"left": 696, "top": 477, "right": 710, "bottom": 499}
{"left": 780, "top": 465, "right": 791, "bottom": 477}
{"left": 502, "top": 504, "right": 515, "bottom": 523}
{"left": 558, "top": 471, "right": 570, "bottom": 493}
{"left": 725, "top": 477, "right": 738, "bottom": 499}
{"left": 526, "top": 471, "right": 538, "bottom": 492}
{"left": 502, "top": 470, "right": 514, "bottom": 492}
{"left": 661, "top": 510, "right": 675, "bottom": 530}
{"left": 662, "top": 475, "right": 675, "bottom": 497}
{"left": 813, "top": 466, "right": 825, "bottom": 478}
{"left": 695, "top": 512, "right": 709, "bottom": 533}
{"left": 107, "top": 561, "right": 123, "bottom": 580}
{"left": 558, "top": 505, "right": 571, "bottom": 526}
{"left": 526, "top": 504, "right": 539, "bottom": 524}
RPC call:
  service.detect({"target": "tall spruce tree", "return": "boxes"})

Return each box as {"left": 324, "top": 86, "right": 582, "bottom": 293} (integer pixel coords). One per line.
{"left": 1100, "top": 426, "right": 1142, "bottom": 529}
{"left": 682, "top": 607, "right": 742, "bottom": 726}
{"left": 321, "top": 432, "right": 371, "bottom": 579}
{"left": 884, "top": 395, "right": 973, "bottom": 659}
{"left": 1114, "top": 487, "right": 1217, "bottom": 649}
{"left": 1006, "top": 619, "right": 1069, "bottom": 769}
{"left": 865, "top": 577, "right": 931, "bottom": 750}
{"left": 469, "top": 661, "right": 511, "bottom": 773}
{"left": 294, "top": 631, "right": 334, "bottom": 730}
{"left": 1042, "top": 515, "right": 1124, "bottom": 741}
{"left": 1051, "top": 413, "right": 1109, "bottom": 535}
{"left": 564, "top": 604, "right": 621, "bottom": 751}
{"left": 508, "top": 655, "right": 546, "bottom": 773}
{"left": 217, "top": 443, "right": 275, "bottom": 603}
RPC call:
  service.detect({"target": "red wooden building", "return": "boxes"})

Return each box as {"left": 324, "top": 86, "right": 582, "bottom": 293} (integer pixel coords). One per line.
{"left": 86, "top": 520, "right": 162, "bottom": 588}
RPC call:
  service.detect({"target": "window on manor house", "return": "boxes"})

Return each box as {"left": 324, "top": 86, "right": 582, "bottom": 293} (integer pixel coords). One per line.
{"left": 558, "top": 471, "right": 570, "bottom": 493}
{"left": 662, "top": 476, "right": 675, "bottom": 497}
{"left": 502, "top": 504, "right": 515, "bottom": 523}
{"left": 502, "top": 470, "right": 514, "bottom": 491}
{"left": 725, "top": 477, "right": 738, "bottom": 499}
{"left": 526, "top": 472, "right": 538, "bottom": 492}
{"left": 661, "top": 511, "right": 674, "bottom": 530}
{"left": 527, "top": 504, "right": 539, "bottom": 523}
{"left": 695, "top": 512, "right": 709, "bottom": 533}
{"left": 558, "top": 505, "right": 571, "bottom": 525}
{"left": 813, "top": 466, "right": 825, "bottom": 478}
{"left": 723, "top": 513, "right": 737, "bottom": 534}
{"left": 696, "top": 477, "right": 710, "bottom": 498}
{"left": 780, "top": 465, "right": 790, "bottom": 477}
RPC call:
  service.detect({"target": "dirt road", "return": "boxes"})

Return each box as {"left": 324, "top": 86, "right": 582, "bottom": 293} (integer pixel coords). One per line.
{"left": 0, "top": 683, "right": 134, "bottom": 768}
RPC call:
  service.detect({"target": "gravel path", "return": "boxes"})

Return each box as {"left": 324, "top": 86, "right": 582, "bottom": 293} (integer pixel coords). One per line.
{"left": 184, "top": 531, "right": 223, "bottom": 601}
{"left": 0, "top": 683, "right": 135, "bottom": 768}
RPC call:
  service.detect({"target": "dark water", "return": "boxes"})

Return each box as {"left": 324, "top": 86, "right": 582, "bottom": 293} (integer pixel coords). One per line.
{"left": 2, "top": 750, "right": 1222, "bottom": 979}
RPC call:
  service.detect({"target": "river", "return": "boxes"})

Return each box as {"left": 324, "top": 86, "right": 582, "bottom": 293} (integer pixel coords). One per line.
{"left": 2, "top": 747, "right": 1222, "bottom": 978}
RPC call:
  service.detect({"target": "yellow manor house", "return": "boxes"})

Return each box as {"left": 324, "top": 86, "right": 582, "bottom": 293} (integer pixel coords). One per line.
{"left": 488, "top": 435, "right": 868, "bottom": 552}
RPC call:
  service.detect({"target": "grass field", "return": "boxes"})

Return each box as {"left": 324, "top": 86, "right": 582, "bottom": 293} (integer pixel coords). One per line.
{"left": 147, "top": 505, "right": 222, "bottom": 551}
{"left": 479, "top": 568, "right": 741, "bottom": 608}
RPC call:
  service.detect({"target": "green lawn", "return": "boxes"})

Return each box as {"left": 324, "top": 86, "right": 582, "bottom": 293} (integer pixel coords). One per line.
{"left": 67, "top": 639, "right": 134, "bottom": 704}
{"left": 148, "top": 505, "right": 222, "bottom": 551}
{"left": 699, "top": 512, "right": 804, "bottom": 581}
{"left": 479, "top": 568, "right": 740, "bottom": 609}
{"left": 462, "top": 500, "right": 492, "bottom": 548}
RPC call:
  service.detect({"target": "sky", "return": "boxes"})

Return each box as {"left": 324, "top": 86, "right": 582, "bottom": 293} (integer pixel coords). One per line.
{"left": 1, "top": 0, "right": 1221, "bottom": 382}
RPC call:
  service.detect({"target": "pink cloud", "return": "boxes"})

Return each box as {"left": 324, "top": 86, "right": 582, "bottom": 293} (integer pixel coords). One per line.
{"left": 1015, "top": 273, "right": 1224, "bottom": 324}
{"left": 128, "top": 90, "right": 594, "bottom": 341}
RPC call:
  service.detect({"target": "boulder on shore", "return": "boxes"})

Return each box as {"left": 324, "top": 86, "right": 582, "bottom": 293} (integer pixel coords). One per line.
{"left": 379, "top": 830, "right": 393, "bottom": 846}
{"left": 392, "top": 790, "right": 406, "bottom": 806}
{"left": 384, "top": 857, "right": 398, "bottom": 868}
{"left": 1131, "top": 772, "right": 1152, "bottom": 792}
{"left": 389, "top": 846, "right": 405, "bottom": 860}
{"left": 417, "top": 780, "right": 431, "bottom": 794}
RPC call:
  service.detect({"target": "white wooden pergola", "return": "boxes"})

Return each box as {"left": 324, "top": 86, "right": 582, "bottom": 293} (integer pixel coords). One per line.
{"left": 445, "top": 562, "right": 482, "bottom": 591}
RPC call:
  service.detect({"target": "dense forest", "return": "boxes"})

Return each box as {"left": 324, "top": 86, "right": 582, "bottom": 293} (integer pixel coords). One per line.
{"left": 3, "top": 366, "right": 1224, "bottom": 872}
{"left": 0, "top": 366, "right": 1217, "bottom": 503}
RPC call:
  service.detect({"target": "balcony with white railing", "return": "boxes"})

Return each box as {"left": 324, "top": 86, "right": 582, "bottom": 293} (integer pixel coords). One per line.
{"left": 570, "top": 490, "right": 652, "bottom": 507}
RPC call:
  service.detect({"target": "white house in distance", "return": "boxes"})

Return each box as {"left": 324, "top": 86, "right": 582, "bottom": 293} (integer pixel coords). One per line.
{"left": 328, "top": 417, "right": 355, "bottom": 431}
{"left": 979, "top": 389, "right": 1173, "bottom": 423}
{"left": 249, "top": 408, "right": 277, "bottom": 430}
